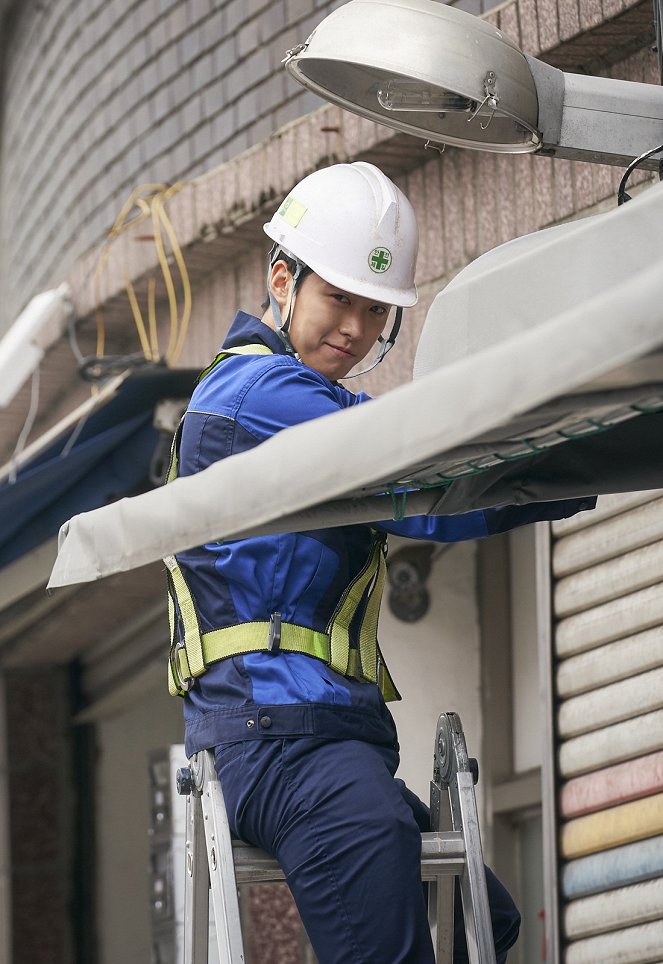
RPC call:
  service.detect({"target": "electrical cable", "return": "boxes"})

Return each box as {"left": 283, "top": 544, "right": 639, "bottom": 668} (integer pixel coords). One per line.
{"left": 60, "top": 407, "right": 91, "bottom": 459}
{"left": 151, "top": 187, "right": 181, "bottom": 362}
{"left": 90, "top": 181, "right": 192, "bottom": 378}
{"left": 148, "top": 277, "right": 158, "bottom": 361}
{"left": 159, "top": 195, "right": 193, "bottom": 365}
{"left": 617, "top": 0, "right": 663, "bottom": 203}
{"left": 94, "top": 184, "right": 166, "bottom": 360}
{"left": 617, "top": 140, "right": 663, "bottom": 205}
{"left": 8, "top": 367, "right": 41, "bottom": 484}
{"left": 78, "top": 352, "right": 163, "bottom": 382}
{"left": 655, "top": 0, "right": 663, "bottom": 84}
{"left": 125, "top": 276, "right": 153, "bottom": 358}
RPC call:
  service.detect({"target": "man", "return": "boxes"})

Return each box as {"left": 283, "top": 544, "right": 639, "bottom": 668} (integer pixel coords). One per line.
{"left": 167, "top": 162, "right": 594, "bottom": 962}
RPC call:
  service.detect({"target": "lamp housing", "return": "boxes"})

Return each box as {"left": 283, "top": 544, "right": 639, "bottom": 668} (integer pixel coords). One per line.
{"left": 286, "top": 0, "right": 541, "bottom": 153}
{"left": 285, "top": 0, "right": 663, "bottom": 169}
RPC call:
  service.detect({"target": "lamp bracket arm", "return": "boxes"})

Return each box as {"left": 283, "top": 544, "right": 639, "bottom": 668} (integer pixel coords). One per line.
{"left": 529, "top": 61, "right": 663, "bottom": 168}
{"left": 524, "top": 55, "right": 565, "bottom": 146}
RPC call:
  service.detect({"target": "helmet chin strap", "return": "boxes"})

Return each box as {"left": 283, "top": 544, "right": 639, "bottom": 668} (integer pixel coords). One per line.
{"left": 341, "top": 306, "right": 403, "bottom": 380}
{"left": 267, "top": 246, "right": 305, "bottom": 356}
{"left": 266, "top": 246, "right": 404, "bottom": 379}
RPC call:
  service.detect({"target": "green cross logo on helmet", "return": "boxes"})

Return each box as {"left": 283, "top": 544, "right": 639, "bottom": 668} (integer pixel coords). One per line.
{"left": 368, "top": 247, "right": 392, "bottom": 273}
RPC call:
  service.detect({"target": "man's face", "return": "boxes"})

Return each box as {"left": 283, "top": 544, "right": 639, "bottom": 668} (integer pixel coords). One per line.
{"left": 272, "top": 265, "right": 391, "bottom": 381}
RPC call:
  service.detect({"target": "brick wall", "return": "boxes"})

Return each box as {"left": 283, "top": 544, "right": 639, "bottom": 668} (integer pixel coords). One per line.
{"left": 0, "top": 0, "right": 348, "bottom": 335}
{"left": 3, "top": 668, "right": 78, "bottom": 964}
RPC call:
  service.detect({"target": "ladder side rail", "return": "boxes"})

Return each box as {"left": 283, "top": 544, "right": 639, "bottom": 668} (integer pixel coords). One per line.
{"left": 429, "top": 758, "right": 456, "bottom": 963}
{"left": 433, "top": 712, "right": 498, "bottom": 964}
{"left": 184, "top": 790, "right": 212, "bottom": 964}
{"left": 454, "top": 770, "right": 497, "bottom": 964}
{"left": 198, "top": 750, "right": 247, "bottom": 964}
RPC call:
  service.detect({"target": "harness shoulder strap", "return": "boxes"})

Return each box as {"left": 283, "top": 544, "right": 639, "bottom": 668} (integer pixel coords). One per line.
{"left": 196, "top": 342, "right": 274, "bottom": 382}
{"left": 165, "top": 343, "right": 274, "bottom": 486}
{"left": 165, "top": 343, "right": 275, "bottom": 695}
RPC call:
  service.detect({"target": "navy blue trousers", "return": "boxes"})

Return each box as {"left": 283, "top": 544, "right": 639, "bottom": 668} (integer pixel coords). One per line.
{"left": 214, "top": 738, "right": 520, "bottom": 964}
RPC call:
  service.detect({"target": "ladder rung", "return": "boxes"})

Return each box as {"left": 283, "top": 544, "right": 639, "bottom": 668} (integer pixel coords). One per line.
{"left": 421, "top": 831, "right": 466, "bottom": 879}
{"left": 232, "top": 830, "right": 466, "bottom": 885}
{"left": 231, "top": 841, "right": 282, "bottom": 884}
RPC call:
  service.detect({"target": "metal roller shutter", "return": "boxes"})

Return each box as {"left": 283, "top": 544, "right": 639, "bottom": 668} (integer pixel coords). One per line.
{"left": 552, "top": 491, "right": 663, "bottom": 964}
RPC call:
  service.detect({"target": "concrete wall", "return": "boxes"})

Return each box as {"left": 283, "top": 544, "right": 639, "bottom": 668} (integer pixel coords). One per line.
{"left": 382, "top": 540, "right": 482, "bottom": 804}
{"left": 94, "top": 680, "right": 184, "bottom": 964}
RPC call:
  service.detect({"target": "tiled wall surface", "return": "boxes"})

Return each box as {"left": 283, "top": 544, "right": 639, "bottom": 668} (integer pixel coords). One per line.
{"left": 0, "top": 0, "right": 346, "bottom": 334}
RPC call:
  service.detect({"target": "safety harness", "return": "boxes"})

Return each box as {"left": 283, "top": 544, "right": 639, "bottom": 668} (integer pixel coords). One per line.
{"left": 165, "top": 344, "right": 401, "bottom": 702}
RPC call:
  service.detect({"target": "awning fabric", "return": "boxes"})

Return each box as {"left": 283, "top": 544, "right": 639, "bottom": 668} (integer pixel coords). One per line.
{"left": 47, "top": 182, "right": 663, "bottom": 589}
{"left": 0, "top": 366, "right": 198, "bottom": 568}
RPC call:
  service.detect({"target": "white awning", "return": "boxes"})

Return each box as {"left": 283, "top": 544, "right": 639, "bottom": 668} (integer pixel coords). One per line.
{"left": 48, "top": 182, "right": 663, "bottom": 589}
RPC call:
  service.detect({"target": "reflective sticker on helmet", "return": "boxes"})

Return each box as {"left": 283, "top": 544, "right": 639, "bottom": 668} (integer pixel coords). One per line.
{"left": 368, "top": 247, "right": 392, "bottom": 273}
{"left": 278, "top": 196, "right": 308, "bottom": 227}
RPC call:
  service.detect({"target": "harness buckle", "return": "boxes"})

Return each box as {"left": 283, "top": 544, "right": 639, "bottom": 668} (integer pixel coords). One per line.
{"left": 268, "top": 612, "right": 282, "bottom": 654}
{"left": 173, "top": 638, "right": 193, "bottom": 692}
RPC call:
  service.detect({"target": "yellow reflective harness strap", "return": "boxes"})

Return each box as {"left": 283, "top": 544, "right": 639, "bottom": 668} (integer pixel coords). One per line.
{"left": 377, "top": 657, "right": 401, "bottom": 702}
{"left": 169, "top": 621, "right": 332, "bottom": 696}
{"left": 166, "top": 533, "right": 401, "bottom": 700}
{"left": 166, "top": 554, "right": 203, "bottom": 696}
{"left": 356, "top": 542, "right": 385, "bottom": 682}
{"left": 196, "top": 343, "right": 274, "bottom": 384}
{"left": 359, "top": 546, "right": 401, "bottom": 701}
{"left": 164, "top": 342, "right": 275, "bottom": 695}
{"left": 327, "top": 537, "right": 384, "bottom": 678}
{"left": 201, "top": 621, "right": 331, "bottom": 663}
{"left": 165, "top": 554, "right": 205, "bottom": 675}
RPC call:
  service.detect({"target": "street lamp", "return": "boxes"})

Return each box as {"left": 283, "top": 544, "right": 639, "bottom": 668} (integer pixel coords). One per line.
{"left": 284, "top": 0, "right": 663, "bottom": 169}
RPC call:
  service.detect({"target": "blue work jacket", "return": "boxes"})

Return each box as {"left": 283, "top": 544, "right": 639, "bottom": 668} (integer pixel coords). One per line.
{"left": 177, "top": 312, "right": 595, "bottom": 755}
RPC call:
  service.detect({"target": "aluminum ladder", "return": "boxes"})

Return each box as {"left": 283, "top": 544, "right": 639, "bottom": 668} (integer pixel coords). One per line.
{"left": 176, "top": 711, "right": 497, "bottom": 963}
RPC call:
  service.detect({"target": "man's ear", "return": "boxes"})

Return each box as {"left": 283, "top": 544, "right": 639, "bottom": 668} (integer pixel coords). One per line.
{"left": 268, "top": 260, "right": 292, "bottom": 309}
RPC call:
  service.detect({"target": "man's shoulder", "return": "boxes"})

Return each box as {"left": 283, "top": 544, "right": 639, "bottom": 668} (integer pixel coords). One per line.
{"left": 189, "top": 351, "right": 366, "bottom": 423}
{"left": 187, "top": 351, "right": 292, "bottom": 409}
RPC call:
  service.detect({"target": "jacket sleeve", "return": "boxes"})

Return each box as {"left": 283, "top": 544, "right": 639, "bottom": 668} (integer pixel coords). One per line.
{"left": 376, "top": 497, "right": 597, "bottom": 543}
{"left": 237, "top": 364, "right": 597, "bottom": 543}
{"left": 235, "top": 360, "right": 367, "bottom": 440}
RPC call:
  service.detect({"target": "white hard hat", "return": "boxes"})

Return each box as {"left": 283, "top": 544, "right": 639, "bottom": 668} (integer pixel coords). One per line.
{"left": 263, "top": 162, "right": 418, "bottom": 308}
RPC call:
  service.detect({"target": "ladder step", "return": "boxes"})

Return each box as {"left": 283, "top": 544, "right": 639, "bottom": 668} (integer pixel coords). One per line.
{"left": 232, "top": 830, "right": 466, "bottom": 885}
{"left": 421, "top": 831, "right": 466, "bottom": 880}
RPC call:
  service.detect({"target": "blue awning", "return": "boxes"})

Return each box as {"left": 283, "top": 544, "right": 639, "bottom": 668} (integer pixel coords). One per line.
{"left": 0, "top": 366, "right": 198, "bottom": 568}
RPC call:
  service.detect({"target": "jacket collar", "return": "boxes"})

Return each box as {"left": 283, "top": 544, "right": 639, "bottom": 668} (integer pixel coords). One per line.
{"left": 221, "top": 311, "right": 286, "bottom": 356}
